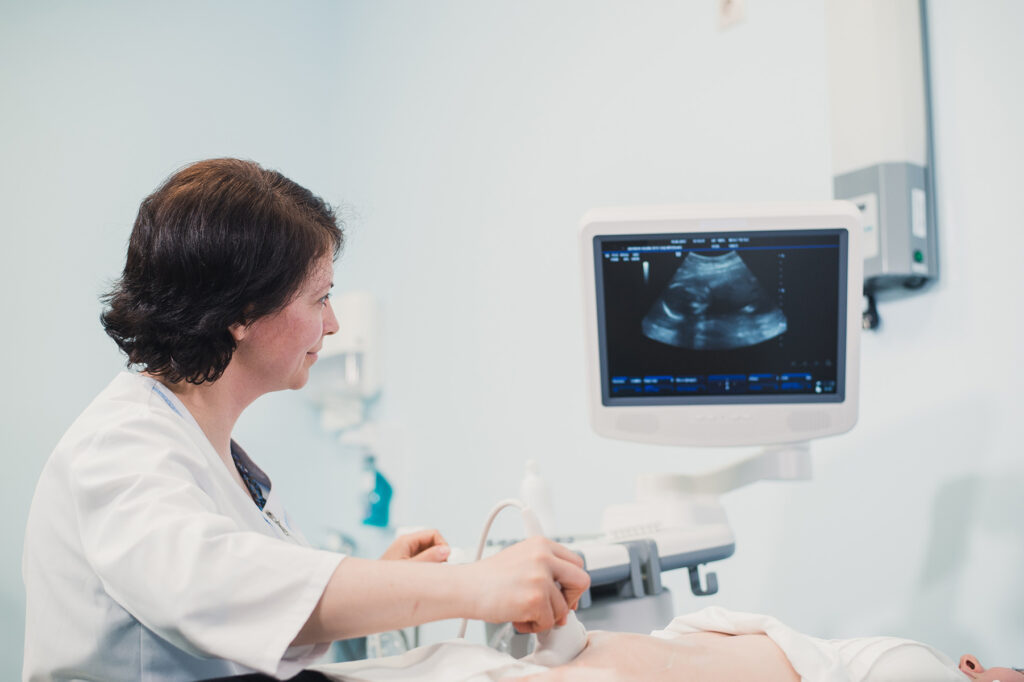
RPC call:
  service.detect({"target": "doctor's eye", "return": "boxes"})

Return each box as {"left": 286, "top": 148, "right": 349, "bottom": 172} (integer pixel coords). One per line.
{"left": 319, "top": 293, "right": 332, "bottom": 306}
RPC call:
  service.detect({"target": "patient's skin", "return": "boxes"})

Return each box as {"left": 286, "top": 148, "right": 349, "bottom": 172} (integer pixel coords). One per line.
{"left": 959, "top": 654, "right": 1024, "bottom": 682}
{"left": 511, "top": 630, "right": 800, "bottom": 682}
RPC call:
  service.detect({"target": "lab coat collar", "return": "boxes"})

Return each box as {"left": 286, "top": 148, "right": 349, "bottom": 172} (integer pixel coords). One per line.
{"left": 121, "top": 372, "right": 288, "bottom": 534}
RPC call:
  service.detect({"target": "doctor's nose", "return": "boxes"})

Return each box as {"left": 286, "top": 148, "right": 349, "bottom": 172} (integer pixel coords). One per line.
{"left": 323, "top": 299, "right": 340, "bottom": 336}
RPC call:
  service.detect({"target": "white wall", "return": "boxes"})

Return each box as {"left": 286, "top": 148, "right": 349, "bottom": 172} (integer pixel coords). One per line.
{"left": 0, "top": 1, "right": 353, "bottom": 675}
{"left": 2, "top": 1, "right": 1022, "bottom": 678}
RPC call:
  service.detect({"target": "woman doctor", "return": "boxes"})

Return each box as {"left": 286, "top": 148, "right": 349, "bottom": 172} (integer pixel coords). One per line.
{"left": 22, "top": 158, "right": 589, "bottom": 681}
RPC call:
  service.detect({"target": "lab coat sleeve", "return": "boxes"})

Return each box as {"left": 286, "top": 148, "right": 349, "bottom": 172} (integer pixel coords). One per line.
{"left": 68, "top": 408, "right": 343, "bottom": 676}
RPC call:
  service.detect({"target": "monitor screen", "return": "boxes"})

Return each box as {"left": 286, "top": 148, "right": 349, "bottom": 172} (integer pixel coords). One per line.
{"left": 593, "top": 229, "right": 849, "bottom": 406}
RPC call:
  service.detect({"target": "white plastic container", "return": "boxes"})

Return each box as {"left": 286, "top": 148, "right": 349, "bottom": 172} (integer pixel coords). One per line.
{"left": 519, "top": 459, "right": 556, "bottom": 537}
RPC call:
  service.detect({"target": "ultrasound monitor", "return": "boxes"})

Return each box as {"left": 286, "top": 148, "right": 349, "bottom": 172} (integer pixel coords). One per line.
{"left": 580, "top": 203, "right": 862, "bottom": 447}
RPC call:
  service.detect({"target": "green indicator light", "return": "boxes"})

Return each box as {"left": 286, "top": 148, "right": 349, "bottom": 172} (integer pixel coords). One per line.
{"left": 914, "top": 250, "right": 924, "bottom": 263}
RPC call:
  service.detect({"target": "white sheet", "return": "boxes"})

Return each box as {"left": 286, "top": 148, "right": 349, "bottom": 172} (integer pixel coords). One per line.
{"left": 653, "top": 606, "right": 967, "bottom": 682}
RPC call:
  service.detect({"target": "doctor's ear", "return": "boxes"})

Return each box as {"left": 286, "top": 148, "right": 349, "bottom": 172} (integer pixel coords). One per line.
{"left": 229, "top": 321, "right": 250, "bottom": 343}
{"left": 229, "top": 307, "right": 258, "bottom": 342}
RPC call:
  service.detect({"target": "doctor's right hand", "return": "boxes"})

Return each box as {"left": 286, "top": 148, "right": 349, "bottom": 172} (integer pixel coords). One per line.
{"left": 465, "top": 536, "right": 590, "bottom": 634}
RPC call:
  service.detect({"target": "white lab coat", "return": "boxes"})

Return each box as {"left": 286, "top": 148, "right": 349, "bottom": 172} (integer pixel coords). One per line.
{"left": 23, "top": 372, "right": 344, "bottom": 681}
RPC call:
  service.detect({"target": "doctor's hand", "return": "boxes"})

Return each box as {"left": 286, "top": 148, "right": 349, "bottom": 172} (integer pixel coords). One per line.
{"left": 466, "top": 537, "right": 590, "bottom": 634}
{"left": 379, "top": 528, "right": 451, "bottom": 563}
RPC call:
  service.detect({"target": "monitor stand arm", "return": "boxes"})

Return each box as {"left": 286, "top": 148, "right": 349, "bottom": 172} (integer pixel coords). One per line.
{"left": 637, "top": 441, "right": 811, "bottom": 498}
{"left": 600, "top": 442, "right": 811, "bottom": 539}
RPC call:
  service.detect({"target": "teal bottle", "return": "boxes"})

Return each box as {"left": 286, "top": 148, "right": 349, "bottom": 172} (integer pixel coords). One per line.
{"left": 362, "top": 454, "right": 392, "bottom": 528}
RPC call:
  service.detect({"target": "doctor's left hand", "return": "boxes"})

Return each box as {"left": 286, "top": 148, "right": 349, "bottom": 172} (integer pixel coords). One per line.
{"left": 379, "top": 528, "right": 451, "bottom": 562}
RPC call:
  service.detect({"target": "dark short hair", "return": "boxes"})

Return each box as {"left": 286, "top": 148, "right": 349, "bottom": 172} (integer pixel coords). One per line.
{"left": 101, "top": 158, "right": 343, "bottom": 384}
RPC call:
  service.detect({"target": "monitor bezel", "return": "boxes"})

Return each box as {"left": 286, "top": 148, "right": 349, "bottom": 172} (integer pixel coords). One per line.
{"left": 580, "top": 203, "right": 862, "bottom": 447}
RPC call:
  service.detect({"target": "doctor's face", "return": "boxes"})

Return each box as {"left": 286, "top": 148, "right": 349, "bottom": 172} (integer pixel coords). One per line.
{"left": 231, "top": 254, "right": 339, "bottom": 393}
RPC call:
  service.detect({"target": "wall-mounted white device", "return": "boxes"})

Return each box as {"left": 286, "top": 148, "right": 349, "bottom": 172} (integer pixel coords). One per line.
{"left": 826, "top": 0, "right": 939, "bottom": 327}
{"left": 304, "top": 291, "right": 382, "bottom": 433}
